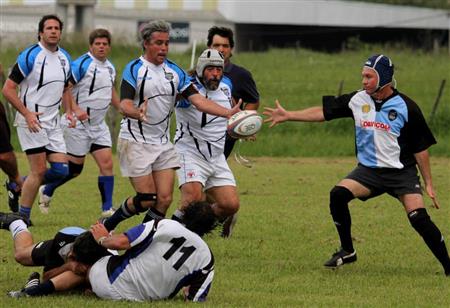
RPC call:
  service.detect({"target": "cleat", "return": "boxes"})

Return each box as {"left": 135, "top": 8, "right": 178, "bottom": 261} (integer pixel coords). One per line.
{"left": 0, "top": 212, "right": 27, "bottom": 230}
{"left": 324, "top": 248, "right": 357, "bottom": 268}
{"left": 23, "top": 272, "right": 40, "bottom": 289}
{"left": 101, "top": 208, "right": 116, "bottom": 218}
{"left": 7, "top": 290, "right": 29, "bottom": 298}
{"left": 5, "top": 180, "right": 21, "bottom": 213}
{"left": 220, "top": 213, "right": 238, "bottom": 238}
{"left": 38, "top": 186, "right": 52, "bottom": 214}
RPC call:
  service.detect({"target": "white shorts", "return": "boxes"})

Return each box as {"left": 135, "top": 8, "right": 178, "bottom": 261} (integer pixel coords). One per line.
{"left": 89, "top": 256, "right": 122, "bottom": 300}
{"left": 64, "top": 122, "right": 112, "bottom": 156}
{"left": 118, "top": 138, "right": 180, "bottom": 177}
{"left": 177, "top": 152, "right": 236, "bottom": 190}
{"left": 17, "top": 126, "right": 66, "bottom": 153}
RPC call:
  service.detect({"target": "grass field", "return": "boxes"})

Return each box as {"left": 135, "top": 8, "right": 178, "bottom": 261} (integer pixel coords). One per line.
{"left": 1, "top": 155, "right": 449, "bottom": 307}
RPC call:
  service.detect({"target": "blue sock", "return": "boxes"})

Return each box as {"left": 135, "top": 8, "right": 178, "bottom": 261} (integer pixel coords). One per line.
{"left": 98, "top": 176, "right": 114, "bottom": 211}
{"left": 19, "top": 206, "right": 31, "bottom": 219}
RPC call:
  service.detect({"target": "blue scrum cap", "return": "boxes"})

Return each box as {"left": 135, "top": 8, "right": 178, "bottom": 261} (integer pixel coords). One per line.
{"left": 364, "top": 54, "right": 394, "bottom": 90}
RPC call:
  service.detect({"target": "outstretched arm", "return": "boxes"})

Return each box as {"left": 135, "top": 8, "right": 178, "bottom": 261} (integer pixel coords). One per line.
{"left": 90, "top": 222, "right": 131, "bottom": 250}
{"left": 263, "top": 99, "right": 325, "bottom": 128}
{"left": 414, "top": 149, "right": 440, "bottom": 209}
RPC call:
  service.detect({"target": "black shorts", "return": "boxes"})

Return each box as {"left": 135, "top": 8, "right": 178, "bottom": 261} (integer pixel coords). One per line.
{"left": 0, "top": 102, "right": 13, "bottom": 154}
{"left": 345, "top": 163, "right": 422, "bottom": 200}
{"left": 31, "top": 240, "right": 53, "bottom": 266}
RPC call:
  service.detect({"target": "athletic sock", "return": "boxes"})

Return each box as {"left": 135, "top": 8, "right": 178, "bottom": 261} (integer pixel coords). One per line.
{"left": 24, "top": 280, "right": 55, "bottom": 296}
{"left": 330, "top": 186, "right": 355, "bottom": 253}
{"left": 9, "top": 220, "right": 29, "bottom": 239}
{"left": 408, "top": 208, "right": 450, "bottom": 273}
{"left": 19, "top": 206, "right": 31, "bottom": 220}
{"left": 98, "top": 175, "right": 114, "bottom": 211}
{"left": 142, "top": 207, "right": 165, "bottom": 223}
{"left": 103, "top": 198, "right": 133, "bottom": 231}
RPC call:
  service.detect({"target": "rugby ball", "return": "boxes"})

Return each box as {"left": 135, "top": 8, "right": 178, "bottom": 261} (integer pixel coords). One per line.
{"left": 227, "top": 110, "right": 263, "bottom": 139}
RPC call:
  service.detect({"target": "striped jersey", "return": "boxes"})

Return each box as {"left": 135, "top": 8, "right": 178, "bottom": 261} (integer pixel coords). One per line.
{"left": 8, "top": 42, "right": 72, "bottom": 129}
{"left": 323, "top": 89, "right": 436, "bottom": 169}
{"left": 102, "top": 219, "right": 214, "bottom": 302}
{"left": 70, "top": 52, "right": 116, "bottom": 127}
{"left": 119, "top": 57, "right": 191, "bottom": 144}
{"left": 174, "top": 75, "right": 233, "bottom": 160}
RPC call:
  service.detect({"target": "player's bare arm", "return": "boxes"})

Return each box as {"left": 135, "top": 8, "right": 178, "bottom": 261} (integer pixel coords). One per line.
{"left": 90, "top": 222, "right": 131, "bottom": 250}
{"left": 111, "top": 87, "right": 122, "bottom": 114}
{"left": 263, "top": 99, "right": 325, "bottom": 127}
{"left": 2, "top": 79, "right": 42, "bottom": 132}
{"left": 414, "top": 149, "right": 439, "bottom": 209}
{"left": 120, "top": 98, "right": 148, "bottom": 122}
{"left": 190, "top": 94, "right": 242, "bottom": 118}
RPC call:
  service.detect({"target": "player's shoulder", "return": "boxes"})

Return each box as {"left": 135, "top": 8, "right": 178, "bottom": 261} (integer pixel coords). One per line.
{"left": 58, "top": 46, "right": 72, "bottom": 62}
{"left": 72, "top": 53, "right": 92, "bottom": 66}
{"left": 228, "top": 62, "right": 253, "bottom": 78}
{"left": 164, "top": 58, "right": 187, "bottom": 75}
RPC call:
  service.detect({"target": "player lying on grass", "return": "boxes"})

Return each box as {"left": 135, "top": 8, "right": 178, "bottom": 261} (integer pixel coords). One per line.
{"left": 8, "top": 201, "right": 219, "bottom": 301}
{"left": 264, "top": 54, "right": 450, "bottom": 276}
{"left": 0, "top": 212, "right": 112, "bottom": 296}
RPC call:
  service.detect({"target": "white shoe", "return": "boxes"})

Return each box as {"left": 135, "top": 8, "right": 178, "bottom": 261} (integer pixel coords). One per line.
{"left": 101, "top": 208, "right": 115, "bottom": 218}
{"left": 38, "top": 185, "right": 52, "bottom": 214}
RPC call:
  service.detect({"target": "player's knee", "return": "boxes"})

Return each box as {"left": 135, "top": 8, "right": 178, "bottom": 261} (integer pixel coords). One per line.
{"left": 14, "top": 249, "right": 29, "bottom": 265}
{"left": 45, "top": 162, "right": 69, "bottom": 182}
{"left": 407, "top": 208, "right": 429, "bottom": 229}
{"left": 329, "top": 186, "right": 354, "bottom": 213}
{"left": 133, "top": 193, "right": 157, "bottom": 213}
{"left": 68, "top": 161, "right": 84, "bottom": 177}
{"left": 157, "top": 193, "right": 173, "bottom": 208}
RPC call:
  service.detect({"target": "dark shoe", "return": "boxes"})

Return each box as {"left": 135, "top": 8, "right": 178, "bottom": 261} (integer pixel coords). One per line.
{"left": 221, "top": 213, "right": 238, "bottom": 238}
{"left": 0, "top": 212, "right": 26, "bottom": 229}
{"left": 23, "top": 272, "right": 40, "bottom": 289}
{"left": 324, "top": 248, "right": 357, "bottom": 268}
{"left": 5, "top": 180, "right": 20, "bottom": 213}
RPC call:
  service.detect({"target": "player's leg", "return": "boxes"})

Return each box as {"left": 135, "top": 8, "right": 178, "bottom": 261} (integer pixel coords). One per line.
{"left": 91, "top": 146, "right": 114, "bottom": 216}
{"left": 0, "top": 212, "right": 34, "bottom": 265}
{"left": 206, "top": 185, "right": 239, "bottom": 218}
{"left": 102, "top": 174, "right": 157, "bottom": 231}
{"left": 0, "top": 108, "right": 23, "bottom": 212}
{"left": 142, "top": 168, "right": 175, "bottom": 222}
{"left": 40, "top": 155, "right": 84, "bottom": 211}
{"left": 402, "top": 193, "right": 450, "bottom": 276}
{"left": 324, "top": 178, "right": 369, "bottom": 267}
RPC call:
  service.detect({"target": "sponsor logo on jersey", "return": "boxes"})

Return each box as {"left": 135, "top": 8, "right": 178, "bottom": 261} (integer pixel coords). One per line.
{"left": 360, "top": 120, "right": 390, "bottom": 131}
{"left": 59, "top": 241, "right": 66, "bottom": 247}
{"left": 59, "top": 57, "right": 66, "bottom": 66}
{"left": 108, "top": 67, "right": 114, "bottom": 75}
{"left": 220, "top": 87, "right": 230, "bottom": 98}
{"left": 362, "top": 104, "right": 371, "bottom": 113}
{"left": 138, "top": 76, "right": 153, "bottom": 80}
{"left": 388, "top": 109, "right": 397, "bottom": 121}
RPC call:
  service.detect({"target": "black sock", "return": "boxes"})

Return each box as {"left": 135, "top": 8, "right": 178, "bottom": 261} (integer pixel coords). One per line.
{"left": 329, "top": 186, "right": 355, "bottom": 253}
{"left": 24, "top": 280, "right": 55, "bottom": 296}
{"left": 408, "top": 208, "right": 450, "bottom": 273}
{"left": 103, "top": 199, "right": 133, "bottom": 231}
{"left": 142, "top": 207, "right": 165, "bottom": 223}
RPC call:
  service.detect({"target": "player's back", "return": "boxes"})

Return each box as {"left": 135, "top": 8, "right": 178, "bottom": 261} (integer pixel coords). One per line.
{"left": 106, "top": 219, "right": 214, "bottom": 301}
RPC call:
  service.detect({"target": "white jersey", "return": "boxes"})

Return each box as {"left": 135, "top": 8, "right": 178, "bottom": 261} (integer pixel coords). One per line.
{"left": 174, "top": 75, "right": 233, "bottom": 160}
{"left": 9, "top": 42, "right": 72, "bottom": 129}
{"left": 70, "top": 52, "right": 116, "bottom": 127}
{"left": 119, "top": 57, "right": 191, "bottom": 144}
{"left": 89, "top": 219, "right": 214, "bottom": 302}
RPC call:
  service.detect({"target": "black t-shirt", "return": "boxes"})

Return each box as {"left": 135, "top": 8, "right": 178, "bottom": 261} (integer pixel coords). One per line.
{"left": 224, "top": 62, "right": 259, "bottom": 107}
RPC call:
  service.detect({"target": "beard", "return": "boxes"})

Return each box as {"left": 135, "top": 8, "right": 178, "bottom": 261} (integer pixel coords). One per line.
{"left": 204, "top": 78, "right": 220, "bottom": 91}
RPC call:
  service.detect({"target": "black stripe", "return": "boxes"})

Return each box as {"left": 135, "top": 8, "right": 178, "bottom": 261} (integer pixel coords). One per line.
{"left": 174, "top": 122, "right": 184, "bottom": 144}
{"left": 127, "top": 118, "right": 137, "bottom": 142}
{"left": 88, "top": 67, "right": 97, "bottom": 95}
{"left": 87, "top": 107, "right": 91, "bottom": 124}
{"left": 37, "top": 57, "right": 46, "bottom": 91}
{"left": 170, "top": 81, "right": 175, "bottom": 96}
{"left": 187, "top": 123, "right": 208, "bottom": 161}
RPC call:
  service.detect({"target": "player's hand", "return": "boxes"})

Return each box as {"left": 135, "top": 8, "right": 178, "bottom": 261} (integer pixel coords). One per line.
{"left": 139, "top": 99, "right": 148, "bottom": 122}
{"left": 90, "top": 222, "right": 109, "bottom": 243}
{"left": 24, "top": 111, "right": 43, "bottom": 133}
{"left": 66, "top": 112, "right": 77, "bottom": 128}
{"left": 263, "top": 99, "right": 289, "bottom": 128}
{"left": 227, "top": 99, "right": 243, "bottom": 118}
{"left": 74, "top": 106, "right": 89, "bottom": 122}
{"left": 425, "top": 184, "right": 440, "bottom": 209}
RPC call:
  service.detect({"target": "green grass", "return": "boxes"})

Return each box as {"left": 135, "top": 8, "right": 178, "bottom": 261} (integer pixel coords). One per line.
{"left": 1, "top": 44, "right": 449, "bottom": 157}
{"left": 1, "top": 155, "right": 449, "bottom": 307}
